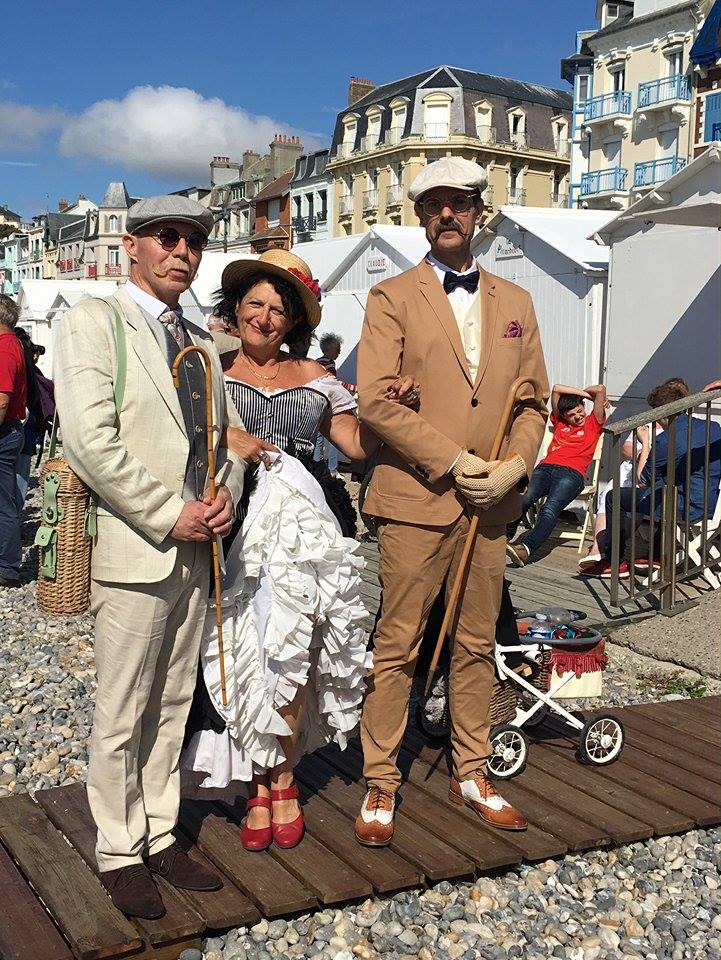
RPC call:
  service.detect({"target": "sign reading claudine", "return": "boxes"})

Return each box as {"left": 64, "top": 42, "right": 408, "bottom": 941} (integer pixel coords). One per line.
{"left": 496, "top": 234, "right": 524, "bottom": 260}
{"left": 366, "top": 256, "right": 388, "bottom": 273}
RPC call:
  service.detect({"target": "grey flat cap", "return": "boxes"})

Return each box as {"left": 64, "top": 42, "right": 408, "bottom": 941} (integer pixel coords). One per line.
{"left": 408, "top": 157, "right": 487, "bottom": 201}
{"left": 126, "top": 195, "right": 215, "bottom": 237}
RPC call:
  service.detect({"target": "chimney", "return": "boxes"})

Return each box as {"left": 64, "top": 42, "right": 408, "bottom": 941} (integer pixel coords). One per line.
{"left": 210, "top": 154, "right": 241, "bottom": 188}
{"left": 348, "top": 76, "right": 375, "bottom": 106}
{"left": 58, "top": 198, "right": 69, "bottom": 212}
{"left": 269, "top": 133, "right": 304, "bottom": 179}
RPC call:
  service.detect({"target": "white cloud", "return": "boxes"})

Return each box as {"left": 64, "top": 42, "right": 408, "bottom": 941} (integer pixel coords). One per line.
{"left": 58, "top": 85, "right": 324, "bottom": 181}
{"left": 0, "top": 101, "right": 65, "bottom": 150}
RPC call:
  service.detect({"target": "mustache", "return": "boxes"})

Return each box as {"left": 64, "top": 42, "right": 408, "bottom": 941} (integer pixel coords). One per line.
{"left": 435, "top": 221, "right": 462, "bottom": 234}
{"left": 152, "top": 259, "right": 194, "bottom": 279}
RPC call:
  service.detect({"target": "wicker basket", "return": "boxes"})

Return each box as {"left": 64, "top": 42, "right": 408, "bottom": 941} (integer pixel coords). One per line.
{"left": 35, "top": 457, "right": 92, "bottom": 616}
{"left": 490, "top": 673, "right": 517, "bottom": 725}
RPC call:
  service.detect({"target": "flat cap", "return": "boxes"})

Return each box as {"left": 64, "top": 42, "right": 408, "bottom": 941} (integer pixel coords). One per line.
{"left": 408, "top": 157, "right": 487, "bottom": 202}
{"left": 126, "top": 195, "right": 215, "bottom": 237}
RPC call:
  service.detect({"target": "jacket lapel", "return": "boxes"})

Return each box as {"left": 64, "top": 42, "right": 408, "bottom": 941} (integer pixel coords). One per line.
{"left": 113, "top": 287, "right": 186, "bottom": 435}
{"left": 417, "top": 259, "right": 473, "bottom": 387}
{"left": 473, "top": 268, "right": 500, "bottom": 393}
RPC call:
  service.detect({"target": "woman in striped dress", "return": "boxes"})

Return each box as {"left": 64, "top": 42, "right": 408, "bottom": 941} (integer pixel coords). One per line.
{"left": 183, "top": 250, "right": 418, "bottom": 851}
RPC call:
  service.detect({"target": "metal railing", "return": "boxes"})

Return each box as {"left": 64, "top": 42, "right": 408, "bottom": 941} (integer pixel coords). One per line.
{"left": 581, "top": 166, "right": 628, "bottom": 196}
{"left": 482, "top": 185, "right": 494, "bottom": 208}
{"left": 633, "top": 156, "right": 686, "bottom": 188}
{"left": 361, "top": 134, "right": 379, "bottom": 152}
{"left": 638, "top": 74, "right": 690, "bottom": 109}
{"left": 384, "top": 127, "right": 404, "bottom": 146}
{"left": 423, "top": 123, "right": 451, "bottom": 141}
{"left": 554, "top": 137, "right": 571, "bottom": 158}
{"left": 338, "top": 193, "right": 354, "bottom": 216}
{"left": 550, "top": 191, "right": 568, "bottom": 208}
{"left": 336, "top": 142, "right": 354, "bottom": 159}
{"left": 584, "top": 90, "right": 632, "bottom": 121}
{"left": 292, "top": 215, "right": 316, "bottom": 234}
{"left": 506, "top": 187, "right": 527, "bottom": 205}
{"left": 105, "top": 264, "right": 122, "bottom": 276}
{"left": 362, "top": 189, "right": 379, "bottom": 212}
{"left": 386, "top": 184, "right": 403, "bottom": 207}
{"left": 604, "top": 388, "right": 721, "bottom": 614}
{"left": 510, "top": 131, "right": 528, "bottom": 150}
{"left": 477, "top": 125, "right": 497, "bottom": 146}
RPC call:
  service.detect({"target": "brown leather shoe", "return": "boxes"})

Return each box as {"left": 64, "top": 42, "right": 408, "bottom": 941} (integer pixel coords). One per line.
{"left": 100, "top": 863, "right": 165, "bottom": 919}
{"left": 449, "top": 772, "right": 528, "bottom": 831}
{"left": 354, "top": 786, "right": 396, "bottom": 847}
{"left": 146, "top": 841, "right": 223, "bottom": 891}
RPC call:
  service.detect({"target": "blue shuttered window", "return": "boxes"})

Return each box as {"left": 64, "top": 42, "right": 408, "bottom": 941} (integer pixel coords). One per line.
{"left": 704, "top": 92, "right": 721, "bottom": 142}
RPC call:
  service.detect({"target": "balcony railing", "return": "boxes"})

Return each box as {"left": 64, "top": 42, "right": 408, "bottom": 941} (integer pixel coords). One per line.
{"left": 105, "top": 264, "right": 122, "bottom": 277}
{"left": 506, "top": 187, "right": 527, "bottom": 205}
{"left": 386, "top": 184, "right": 403, "bottom": 208}
{"left": 362, "top": 189, "right": 379, "bottom": 212}
{"left": 361, "top": 134, "right": 380, "bottom": 152}
{"left": 581, "top": 166, "right": 628, "bottom": 196}
{"left": 510, "top": 132, "right": 528, "bottom": 150}
{"left": 554, "top": 137, "right": 571, "bottom": 158}
{"left": 384, "top": 127, "right": 404, "bottom": 146}
{"left": 584, "top": 90, "right": 632, "bottom": 122}
{"left": 423, "top": 123, "right": 451, "bottom": 141}
{"left": 31, "top": 250, "right": 41, "bottom": 261}
{"left": 87, "top": 264, "right": 97, "bottom": 279}
{"left": 633, "top": 156, "right": 686, "bottom": 188}
{"left": 550, "top": 191, "right": 568, "bottom": 208}
{"left": 482, "top": 185, "right": 494, "bottom": 208}
{"left": 292, "top": 215, "right": 317, "bottom": 234}
{"left": 476, "top": 125, "right": 497, "bottom": 146}
{"left": 638, "top": 74, "right": 690, "bottom": 109}
{"left": 335, "top": 142, "right": 354, "bottom": 159}
{"left": 316, "top": 211, "right": 328, "bottom": 224}
{"left": 338, "top": 193, "right": 354, "bottom": 216}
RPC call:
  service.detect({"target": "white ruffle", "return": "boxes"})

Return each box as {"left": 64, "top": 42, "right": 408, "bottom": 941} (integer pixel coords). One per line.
{"left": 183, "top": 453, "right": 372, "bottom": 788}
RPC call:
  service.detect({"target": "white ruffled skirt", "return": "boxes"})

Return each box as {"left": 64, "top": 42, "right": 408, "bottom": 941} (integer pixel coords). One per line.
{"left": 182, "top": 454, "right": 372, "bottom": 789}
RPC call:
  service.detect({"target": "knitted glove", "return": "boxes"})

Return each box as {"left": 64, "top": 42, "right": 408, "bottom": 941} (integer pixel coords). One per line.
{"left": 455, "top": 454, "right": 526, "bottom": 508}
{"left": 451, "top": 451, "right": 493, "bottom": 482}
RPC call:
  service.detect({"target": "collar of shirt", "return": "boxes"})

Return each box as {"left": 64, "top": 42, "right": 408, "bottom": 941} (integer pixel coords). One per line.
{"left": 124, "top": 280, "right": 183, "bottom": 323}
{"left": 427, "top": 252, "right": 479, "bottom": 312}
{"left": 427, "top": 252, "right": 478, "bottom": 282}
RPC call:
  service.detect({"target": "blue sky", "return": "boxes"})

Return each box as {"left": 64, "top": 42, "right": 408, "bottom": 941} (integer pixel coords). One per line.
{"left": 1, "top": 1, "right": 594, "bottom": 218}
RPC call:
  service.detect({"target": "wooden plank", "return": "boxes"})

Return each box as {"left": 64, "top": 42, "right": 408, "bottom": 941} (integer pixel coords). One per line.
{"left": 619, "top": 710, "right": 721, "bottom": 787}
{"left": 0, "top": 841, "right": 73, "bottom": 960}
{"left": 295, "top": 783, "right": 422, "bottom": 894}
{"left": 179, "top": 799, "right": 316, "bottom": 918}
{"left": 36, "top": 784, "right": 204, "bottom": 948}
{"left": 624, "top": 705, "right": 721, "bottom": 763}
{"left": 401, "top": 736, "right": 610, "bottom": 853}
{"left": 534, "top": 744, "right": 693, "bottom": 837}
{"left": 296, "top": 753, "right": 474, "bottom": 882}
{"left": 632, "top": 699, "right": 721, "bottom": 746}
{"left": 0, "top": 794, "right": 142, "bottom": 960}
{"left": 217, "top": 799, "right": 371, "bottom": 905}
{"left": 694, "top": 695, "right": 721, "bottom": 717}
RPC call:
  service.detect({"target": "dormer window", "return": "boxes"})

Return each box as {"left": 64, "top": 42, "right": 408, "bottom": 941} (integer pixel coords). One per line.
{"left": 365, "top": 106, "right": 383, "bottom": 151}
{"left": 340, "top": 114, "right": 359, "bottom": 158}
{"left": 507, "top": 107, "right": 527, "bottom": 150}
{"left": 386, "top": 97, "right": 409, "bottom": 146}
{"left": 422, "top": 91, "right": 452, "bottom": 141}
{"left": 474, "top": 100, "right": 494, "bottom": 144}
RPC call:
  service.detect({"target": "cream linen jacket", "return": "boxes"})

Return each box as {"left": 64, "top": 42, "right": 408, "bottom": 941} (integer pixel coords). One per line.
{"left": 358, "top": 260, "right": 549, "bottom": 528}
{"left": 54, "top": 286, "right": 245, "bottom": 584}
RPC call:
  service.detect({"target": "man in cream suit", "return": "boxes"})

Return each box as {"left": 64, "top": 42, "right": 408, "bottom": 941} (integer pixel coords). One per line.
{"left": 355, "top": 158, "right": 549, "bottom": 847}
{"left": 54, "top": 196, "right": 244, "bottom": 918}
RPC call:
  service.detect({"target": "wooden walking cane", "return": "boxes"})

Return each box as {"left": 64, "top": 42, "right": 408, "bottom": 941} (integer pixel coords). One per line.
{"left": 172, "top": 346, "right": 228, "bottom": 707}
{"left": 424, "top": 375, "right": 545, "bottom": 695}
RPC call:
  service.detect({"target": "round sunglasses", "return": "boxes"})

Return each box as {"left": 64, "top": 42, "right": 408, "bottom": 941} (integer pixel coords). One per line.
{"left": 150, "top": 227, "right": 208, "bottom": 253}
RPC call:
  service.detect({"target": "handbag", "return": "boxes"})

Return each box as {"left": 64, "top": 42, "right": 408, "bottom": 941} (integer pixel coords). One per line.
{"left": 35, "top": 301, "right": 127, "bottom": 615}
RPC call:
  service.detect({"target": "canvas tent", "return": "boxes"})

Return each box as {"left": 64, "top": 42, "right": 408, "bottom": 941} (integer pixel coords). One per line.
{"left": 593, "top": 144, "right": 721, "bottom": 415}
{"left": 293, "top": 225, "right": 430, "bottom": 381}
{"left": 474, "top": 208, "right": 613, "bottom": 395}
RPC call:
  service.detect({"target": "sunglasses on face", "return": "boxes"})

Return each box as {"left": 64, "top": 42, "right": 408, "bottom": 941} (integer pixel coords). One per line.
{"left": 151, "top": 227, "right": 208, "bottom": 253}
{"left": 418, "top": 193, "right": 480, "bottom": 217}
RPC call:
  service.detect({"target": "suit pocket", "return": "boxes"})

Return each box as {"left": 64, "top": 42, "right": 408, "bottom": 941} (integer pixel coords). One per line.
{"left": 373, "top": 463, "right": 430, "bottom": 502}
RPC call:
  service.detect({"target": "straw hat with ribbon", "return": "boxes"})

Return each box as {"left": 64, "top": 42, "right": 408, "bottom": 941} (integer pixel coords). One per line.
{"left": 221, "top": 249, "right": 322, "bottom": 330}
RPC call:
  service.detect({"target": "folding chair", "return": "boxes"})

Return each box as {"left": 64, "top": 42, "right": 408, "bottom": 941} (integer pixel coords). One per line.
{"left": 677, "top": 480, "right": 721, "bottom": 589}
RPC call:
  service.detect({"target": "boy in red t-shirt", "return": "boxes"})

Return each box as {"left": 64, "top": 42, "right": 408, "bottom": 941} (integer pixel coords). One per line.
{"left": 506, "top": 383, "right": 606, "bottom": 566}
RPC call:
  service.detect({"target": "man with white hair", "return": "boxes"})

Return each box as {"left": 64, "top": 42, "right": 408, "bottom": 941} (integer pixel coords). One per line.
{"left": 355, "top": 157, "right": 548, "bottom": 846}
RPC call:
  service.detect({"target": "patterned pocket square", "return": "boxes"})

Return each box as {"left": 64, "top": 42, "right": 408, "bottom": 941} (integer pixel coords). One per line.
{"left": 503, "top": 320, "right": 523, "bottom": 339}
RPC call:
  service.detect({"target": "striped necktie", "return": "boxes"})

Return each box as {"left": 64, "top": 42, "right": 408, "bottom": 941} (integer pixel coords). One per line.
{"left": 159, "top": 310, "right": 184, "bottom": 348}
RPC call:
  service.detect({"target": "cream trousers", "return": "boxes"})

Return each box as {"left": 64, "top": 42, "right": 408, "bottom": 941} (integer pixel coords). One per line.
{"left": 87, "top": 542, "right": 210, "bottom": 872}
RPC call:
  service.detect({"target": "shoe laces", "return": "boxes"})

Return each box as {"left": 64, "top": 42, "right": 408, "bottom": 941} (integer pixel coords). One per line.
{"left": 475, "top": 771, "right": 500, "bottom": 801}
{"left": 366, "top": 786, "right": 393, "bottom": 813}
{"left": 116, "top": 863, "right": 150, "bottom": 889}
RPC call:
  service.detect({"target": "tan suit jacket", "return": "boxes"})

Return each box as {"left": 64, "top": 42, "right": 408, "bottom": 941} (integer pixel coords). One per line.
{"left": 358, "top": 260, "right": 549, "bottom": 527}
{"left": 54, "top": 286, "right": 245, "bottom": 584}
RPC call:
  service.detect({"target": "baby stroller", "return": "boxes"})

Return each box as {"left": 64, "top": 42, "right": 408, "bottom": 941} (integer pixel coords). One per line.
{"left": 486, "top": 605, "right": 625, "bottom": 779}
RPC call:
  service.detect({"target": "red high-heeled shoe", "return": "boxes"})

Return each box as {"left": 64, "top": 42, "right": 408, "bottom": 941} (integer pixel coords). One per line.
{"left": 270, "top": 784, "right": 305, "bottom": 849}
{"left": 240, "top": 796, "right": 272, "bottom": 851}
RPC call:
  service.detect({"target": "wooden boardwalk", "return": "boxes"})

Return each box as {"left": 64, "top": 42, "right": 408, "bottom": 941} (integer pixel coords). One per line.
{"left": 0, "top": 696, "right": 719, "bottom": 960}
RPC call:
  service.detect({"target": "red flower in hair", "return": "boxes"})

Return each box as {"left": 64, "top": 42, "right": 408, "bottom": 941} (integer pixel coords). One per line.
{"left": 287, "top": 267, "right": 322, "bottom": 302}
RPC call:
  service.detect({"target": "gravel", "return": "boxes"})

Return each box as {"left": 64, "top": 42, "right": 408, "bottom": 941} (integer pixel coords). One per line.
{"left": 1, "top": 475, "right": 719, "bottom": 959}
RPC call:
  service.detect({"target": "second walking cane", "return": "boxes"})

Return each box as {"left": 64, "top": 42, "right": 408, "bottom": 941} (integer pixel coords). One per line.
{"left": 172, "top": 345, "right": 228, "bottom": 707}
{"left": 424, "top": 376, "right": 545, "bottom": 695}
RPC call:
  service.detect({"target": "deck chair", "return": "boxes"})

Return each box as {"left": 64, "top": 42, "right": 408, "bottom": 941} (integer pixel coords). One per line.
{"left": 526, "top": 427, "right": 605, "bottom": 556}
{"left": 676, "top": 480, "right": 721, "bottom": 589}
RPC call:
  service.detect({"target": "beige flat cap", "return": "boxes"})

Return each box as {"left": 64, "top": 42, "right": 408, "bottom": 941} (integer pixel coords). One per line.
{"left": 408, "top": 157, "right": 488, "bottom": 202}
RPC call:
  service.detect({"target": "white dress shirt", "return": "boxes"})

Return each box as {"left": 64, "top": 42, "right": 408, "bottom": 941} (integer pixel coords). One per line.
{"left": 123, "top": 280, "right": 183, "bottom": 322}
{"left": 427, "top": 253, "right": 482, "bottom": 381}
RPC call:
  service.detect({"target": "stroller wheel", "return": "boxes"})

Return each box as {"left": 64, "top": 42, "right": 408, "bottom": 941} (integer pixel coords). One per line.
{"left": 579, "top": 714, "right": 625, "bottom": 766}
{"left": 487, "top": 724, "right": 529, "bottom": 780}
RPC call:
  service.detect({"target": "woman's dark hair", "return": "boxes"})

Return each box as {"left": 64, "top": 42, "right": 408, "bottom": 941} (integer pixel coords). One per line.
{"left": 213, "top": 271, "right": 314, "bottom": 358}
{"left": 557, "top": 393, "right": 586, "bottom": 417}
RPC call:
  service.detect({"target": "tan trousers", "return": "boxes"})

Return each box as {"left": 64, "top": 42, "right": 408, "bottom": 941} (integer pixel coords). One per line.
{"left": 87, "top": 542, "right": 209, "bottom": 872}
{"left": 361, "top": 515, "right": 506, "bottom": 792}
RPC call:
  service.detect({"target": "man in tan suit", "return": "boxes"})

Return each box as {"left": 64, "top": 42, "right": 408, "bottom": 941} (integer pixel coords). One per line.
{"left": 354, "top": 158, "right": 548, "bottom": 846}
{"left": 54, "top": 196, "right": 244, "bottom": 917}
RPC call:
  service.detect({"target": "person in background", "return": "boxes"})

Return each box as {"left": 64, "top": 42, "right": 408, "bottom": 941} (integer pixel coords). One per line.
{"left": 506, "top": 383, "right": 606, "bottom": 567}
{"left": 13, "top": 328, "right": 43, "bottom": 506}
{"left": 313, "top": 332, "right": 357, "bottom": 477}
{"left": 32, "top": 344, "right": 55, "bottom": 465}
{"left": 0, "top": 295, "right": 27, "bottom": 587}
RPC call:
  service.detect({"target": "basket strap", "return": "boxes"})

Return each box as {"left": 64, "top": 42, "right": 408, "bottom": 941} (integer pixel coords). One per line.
{"left": 47, "top": 412, "right": 59, "bottom": 460}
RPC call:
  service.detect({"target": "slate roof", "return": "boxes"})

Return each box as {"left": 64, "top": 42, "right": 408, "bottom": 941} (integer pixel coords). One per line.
{"left": 57, "top": 217, "right": 88, "bottom": 243}
{"left": 46, "top": 213, "right": 85, "bottom": 244}
{"left": 0, "top": 205, "right": 21, "bottom": 222}
{"left": 252, "top": 171, "right": 293, "bottom": 204}
{"left": 587, "top": 0, "right": 696, "bottom": 42}
{"left": 101, "top": 181, "right": 131, "bottom": 208}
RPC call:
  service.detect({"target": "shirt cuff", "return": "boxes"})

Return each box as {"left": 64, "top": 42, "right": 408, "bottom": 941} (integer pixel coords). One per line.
{"left": 447, "top": 451, "right": 462, "bottom": 474}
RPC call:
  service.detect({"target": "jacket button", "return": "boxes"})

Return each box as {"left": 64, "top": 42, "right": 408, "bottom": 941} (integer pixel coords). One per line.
{"left": 468, "top": 448, "right": 476, "bottom": 454}
{"left": 471, "top": 398, "right": 479, "bottom": 407}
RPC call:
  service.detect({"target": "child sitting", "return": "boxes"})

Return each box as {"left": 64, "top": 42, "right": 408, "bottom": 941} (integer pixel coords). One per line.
{"left": 506, "top": 383, "right": 607, "bottom": 566}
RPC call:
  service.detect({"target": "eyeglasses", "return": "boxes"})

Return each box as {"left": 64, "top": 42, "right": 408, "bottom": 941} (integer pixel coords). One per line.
{"left": 151, "top": 227, "right": 208, "bottom": 253}
{"left": 418, "top": 193, "right": 481, "bottom": 217}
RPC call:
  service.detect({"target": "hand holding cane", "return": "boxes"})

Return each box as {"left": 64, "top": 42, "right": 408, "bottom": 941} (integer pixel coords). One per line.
{"left": 424, "top": 376, "right": 545, "bottom": 695}
{"left": 172, "top": 346, "right": 228, "bottom": 707}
